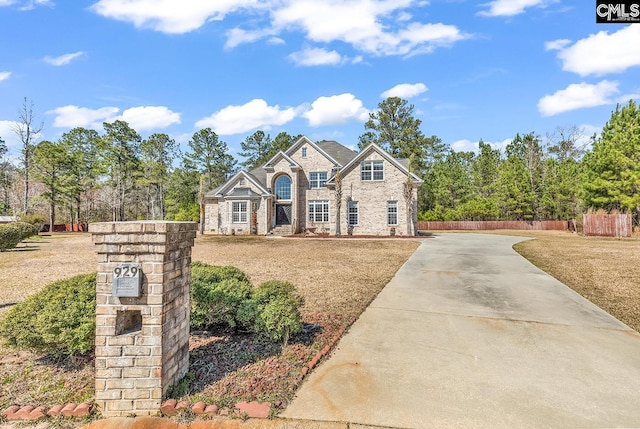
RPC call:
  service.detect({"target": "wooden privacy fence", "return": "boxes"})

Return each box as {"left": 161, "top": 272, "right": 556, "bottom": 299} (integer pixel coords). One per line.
{"left": 583, "top": 213, "right": 632, "bottom": 237}
{"left": 417, "top": 220, "right": 571, "bottom": 231}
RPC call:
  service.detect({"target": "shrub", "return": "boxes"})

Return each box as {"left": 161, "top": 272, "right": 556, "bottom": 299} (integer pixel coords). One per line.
{"left": 252, "top": 281, "right": 304, "bottom": 347}
{"left": 0, "top": 273, "right": 96, "bottom": 357}
{"left": 0, "top": 222, "right": 38, "bottom": 251}
{"left": 190, "top": 262, "right": 253, "bottom": 330}
{"left": 20, "top": 213, "right": 46, "bottom": 230}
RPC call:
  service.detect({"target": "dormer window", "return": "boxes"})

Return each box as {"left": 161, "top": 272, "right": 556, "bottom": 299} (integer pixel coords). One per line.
{"left": 302, "top": 147, "right": 307, "bottom": 158}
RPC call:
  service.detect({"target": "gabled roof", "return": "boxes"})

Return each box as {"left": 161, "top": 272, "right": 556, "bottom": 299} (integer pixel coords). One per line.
{"left": 204, "top": 170, "right": 270, "bottom": 198}
{"left": 316, "top": 140, "right": 358, "bottom": 166}
{"left": 326, "top": 143, "right": 423, "bottom": 184}
{"left": 263, "top": 150, "right": 301, "bottom": 171}
{"left": 224, "top": 187, "right": 262, "bottom": 199}
{"left": 285, "top": 136, "right": 345, "bottom": 167}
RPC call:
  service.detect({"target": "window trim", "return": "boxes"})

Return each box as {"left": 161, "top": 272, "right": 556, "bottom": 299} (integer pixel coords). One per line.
{"left": 347, "top": 201, "right": 358, "bottom": 226}
{"left": 361, "top": 160, "right": 384, "bottom": 181}
{"left": 387, "top": 200, "right": 398, "bottom": 226}
{"left": 308, "top": 200, "right": 330, "bottom": 223}
{"left": 309, "top": 171, "right": 328, "bottom": 189}
{"left": 232, "top": 201, "right": 248, "bottom": 223}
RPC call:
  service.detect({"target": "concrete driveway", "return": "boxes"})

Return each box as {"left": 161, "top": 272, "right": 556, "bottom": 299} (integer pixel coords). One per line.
{"left": 282, "top": 233, "right": 640, "bottom": 428}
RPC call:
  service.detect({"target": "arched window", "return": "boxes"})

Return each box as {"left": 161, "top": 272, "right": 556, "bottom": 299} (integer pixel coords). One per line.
{"left": 275, "top": 175, "right": 291, "bottom": 200}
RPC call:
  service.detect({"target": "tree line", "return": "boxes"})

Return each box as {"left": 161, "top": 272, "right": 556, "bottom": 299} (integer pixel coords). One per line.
{"left": 1, "top": 97, "right": 638, "bottom": 228}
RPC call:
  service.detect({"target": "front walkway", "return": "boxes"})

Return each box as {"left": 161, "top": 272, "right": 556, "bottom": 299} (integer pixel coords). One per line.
{"left": 282, "top": 233, "right": 640, "bottom": 428}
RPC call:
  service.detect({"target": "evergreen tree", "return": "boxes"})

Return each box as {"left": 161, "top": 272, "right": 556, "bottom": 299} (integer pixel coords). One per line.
{"left": 582, "top": 100, "right": 640, "bottom": 224}
{"left": 99, "top": 120, "right": 142, "bottom": 221}
{"left": 32, "top": 140, "right": 72, "bottom": 228}
{"left": 358, "top": 97, "right": 445, "bottom": 175}
{"left": 60, "top": 127, "right": 102, "bottom": 224}
{"left": 140, "top": 133, "right": 179, "bottom": 219}
{"left": 239, "top": 130, "right": 272, "bottom": 169}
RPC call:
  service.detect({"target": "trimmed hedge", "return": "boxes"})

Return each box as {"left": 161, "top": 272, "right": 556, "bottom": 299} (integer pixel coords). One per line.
{"left": 252, "top": 281, "right": 304, "bottom": 347}
{"left": 190, "top": 264, "right": 305, "bottom": 346}
{"left": 0, "top": 222, "right": 39, "bottom": 251}
{"left": 0, "top": 273, "right": 96, "bottom": 357}
{"left": 0, "top": 262, "right": 305, "bottom": 356}
{"left": 190, "top": 262, "right": 254, "bottom": 330}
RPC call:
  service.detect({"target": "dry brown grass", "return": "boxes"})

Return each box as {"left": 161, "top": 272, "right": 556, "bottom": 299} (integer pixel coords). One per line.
{"left": 0, "top": 233, "right": 420, "bottom": 410}
{"left": 511, "top": 231, "right": 640, "bottom": 332}
{"left": 192, "top": 236, "right": 421, "bottom": 320}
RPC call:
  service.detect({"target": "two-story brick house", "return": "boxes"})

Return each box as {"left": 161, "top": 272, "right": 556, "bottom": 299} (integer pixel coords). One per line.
{"left": 203, "top": 136, "right": 422, "bottom": 236}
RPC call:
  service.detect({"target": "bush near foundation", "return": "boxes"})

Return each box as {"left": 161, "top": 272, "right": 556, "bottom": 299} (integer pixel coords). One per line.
{"left": 0, "top": 273, "right": 96, "bottom": 357}
{"left": 0, "top": 222, "right": 39, "bottom": 251}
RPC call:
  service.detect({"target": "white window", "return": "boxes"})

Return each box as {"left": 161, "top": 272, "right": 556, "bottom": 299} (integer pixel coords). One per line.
{"left": 309, "top": 200, "right": 329, "bottom": 223}
{"left": 232, "top": 202, "right": 247, "bottom": 223}
{"left": 309, "top": 172, "right": 327, "bottom": 189}
{"left": 302, "top": 147, "right": 307, "bottom": 158}
{"left": 387, "top": 201, "right": 398, "bottom": 225}
{"left": 361, "top": 160, "right": 384, "bottom": 181}
{"left": 348, "top": 201, "right": 358, "bottom": 226}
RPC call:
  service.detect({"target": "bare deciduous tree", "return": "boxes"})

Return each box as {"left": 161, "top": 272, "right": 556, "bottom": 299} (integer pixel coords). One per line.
{"left": 12, "top": 97, "right": 43, "bottom": 214}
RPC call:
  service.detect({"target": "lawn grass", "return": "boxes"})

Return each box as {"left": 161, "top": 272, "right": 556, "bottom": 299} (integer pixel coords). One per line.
{"left": 511, "top": 231, "right": 640, "bottom": 332}
{"left": 1, "top": 230, "right": 638, "bottom": 416}
{"left": 0, "top": 233, "right": 420, "bottom": 412}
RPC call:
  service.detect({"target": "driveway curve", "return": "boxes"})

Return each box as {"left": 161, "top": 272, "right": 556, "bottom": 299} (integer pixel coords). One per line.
{"left": 283, "top": 233, "right": 640, "bottom": 428}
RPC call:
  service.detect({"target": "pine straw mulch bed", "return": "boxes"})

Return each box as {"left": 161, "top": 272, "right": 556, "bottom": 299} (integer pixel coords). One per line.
{"left": 0, "top": 233, "right": 421, "bottom": 414}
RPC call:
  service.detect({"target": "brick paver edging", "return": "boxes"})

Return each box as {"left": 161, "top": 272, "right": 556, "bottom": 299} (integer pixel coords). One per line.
{"left": 1, "top": 402, "right": 92, "bottom": 421}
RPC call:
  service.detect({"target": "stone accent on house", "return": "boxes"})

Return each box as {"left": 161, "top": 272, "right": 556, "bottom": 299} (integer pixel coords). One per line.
{"left": 90, "top": 221, "right": 197, "bottom": 417}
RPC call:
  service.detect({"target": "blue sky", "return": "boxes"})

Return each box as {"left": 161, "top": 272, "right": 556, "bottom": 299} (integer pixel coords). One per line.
{"left": 1, "top": 0, "right": 639, "bottom": 161}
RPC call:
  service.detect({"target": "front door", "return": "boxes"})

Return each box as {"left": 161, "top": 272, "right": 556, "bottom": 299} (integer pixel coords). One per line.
{"left": 276, "top": 204, "right": 292, "bottom": 225}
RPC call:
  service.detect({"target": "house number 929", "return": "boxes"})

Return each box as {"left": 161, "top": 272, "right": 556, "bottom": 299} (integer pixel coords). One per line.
{"left": 114, "top": 266, "right": 139, "bottom": 278}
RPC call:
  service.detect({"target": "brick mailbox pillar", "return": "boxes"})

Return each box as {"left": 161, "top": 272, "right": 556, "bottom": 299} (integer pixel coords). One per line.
{"left": 90, "top": 221, "right": 197, "bottom": 417}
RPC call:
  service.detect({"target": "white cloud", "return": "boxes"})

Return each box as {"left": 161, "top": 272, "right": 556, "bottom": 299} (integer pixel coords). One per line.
{"left": 196, "top": 99, "right": 296, "bottom": 135}
{"left": 0, "top": 121, "right": 20, "bottom": 151}
{"left": 0, "top": 71, "right": 11, "bottom": 81}
{"left": 48, "top": 105, "right": 119, "bottom": 129}
{"left": 90, "top": 0, "right": 468, "bottom": 57}
{"left": 20, "top": 0, "right": 52, "bottom": 10}
{"left": 302, "top": 93, "right": 369, "bottom": 127}
{"left": 117, "top": 106, "right": 181, "bottom": 131}
{"left": 450, "top": 138, "right": 511, "bottom": 153}
{"left": 544, "top": 39, "right": 570, "bottom": 51}
{"left": 552, "top": 25, "right": 640, "bottom": 76}
{"left": 537, "top": 80, "right": 619, "bottom": 116}
{"left": 44, "top": 51, "right": 85, "bottom": 66}
{"left": 478, "top": 0, "right": 550, "bottom": 17}
{"left": 273, "top": 2, "right": 469, "bottom": 56}
{"left": 288, "top": 47, "right": 345, "bottom": 66}
{"left": 48, "top": 105, "right": 180, "bottom": 131}
{"left": 91, "top": 0, "right": 257, "bottom": 34}
{"left": 381, "top": 83, "right": 428, "bottom": 99}
{"left": 0, "top": 0, "right": 52, "bottom": 8}
{"left": 225, "top": 27, "right": 276, "bottom": 49}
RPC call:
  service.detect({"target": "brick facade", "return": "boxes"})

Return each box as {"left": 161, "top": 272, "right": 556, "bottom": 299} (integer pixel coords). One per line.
{"left": 90, "top": 221, "right": 197, "bottom": 417}
{"left": 203, "top": 137, "right": 421, "bottom": 236}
